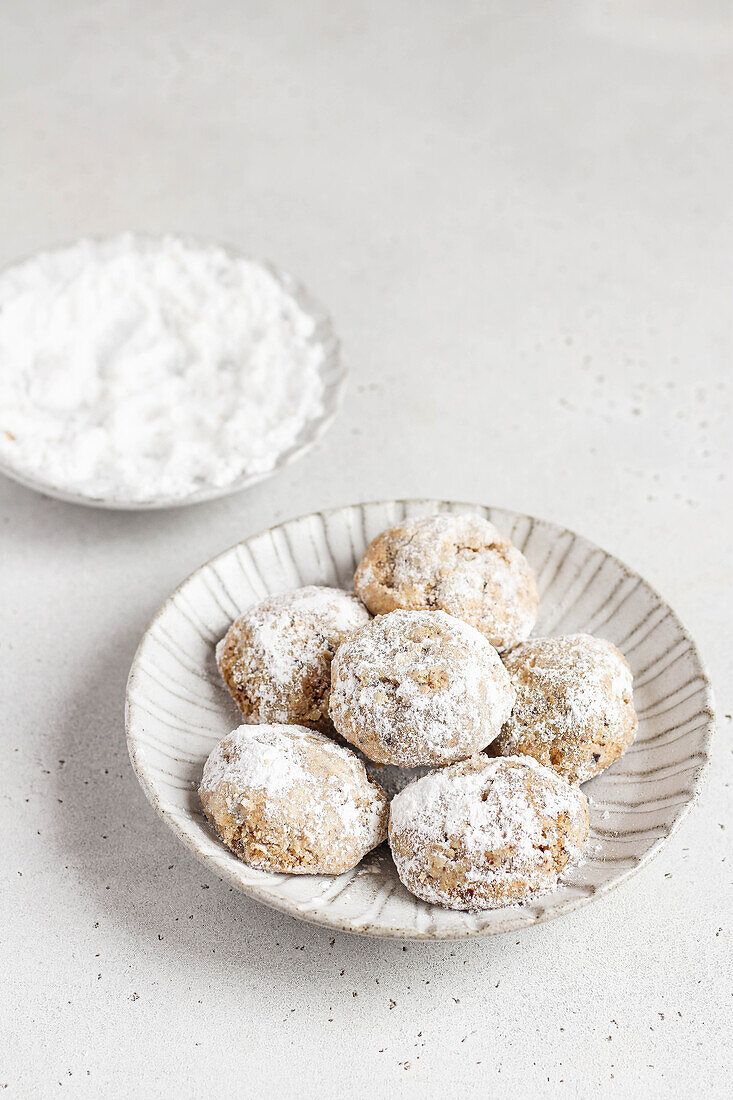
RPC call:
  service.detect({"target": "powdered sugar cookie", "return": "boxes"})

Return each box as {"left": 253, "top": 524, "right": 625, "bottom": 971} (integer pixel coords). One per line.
{"left": 491, "top": 633, "right": 637, "bottom": 784}
{"left": 354, "top": 513, "right": 538, "bottom": 652}
{"left": 329, "top": 609, "right": 514, "bottom": 767}
{"left": 216, "top": 586, "right": 370, "bottom": 733}
{"left": 200, "top": 723, "right": 389, "bottom": 874}
{"left": 389, "top": 755, "right": 589, "bottom": 910}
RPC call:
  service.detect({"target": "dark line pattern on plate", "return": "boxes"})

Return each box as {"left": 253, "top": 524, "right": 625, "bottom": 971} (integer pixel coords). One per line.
{"left": 537, "top": 532, "right": 576, "bottom": 600}
{"left": 576, "top": 572, "right": 626, "bottom": 632}
{"left": 134, "top": 733, "right": 205, "bottom": 766}
{"left": 634, "top": 644, "right": 692, "bottom": 690}
{"left": 550, "top": 551, "right": 608, "bottom": 635}
{"left": 302, "top": 870, "right": 361, "bottom": 910}
{"left": 597, "top": 759, "right": 705, "bottom": 784}
{"left": 638, "top": 720, "right": 712, "bottom": 754}
{"left": 174, "top": 596, "right": 220, "bottom": 645}
{"left": 200, "top": 570, "right": 237, "bottom": 624}
{"left": 591, "top": 791, "right": 693, "bottom": 812}
{"left": 136, "top": 661, "right": 221, "bottom": 714}
{"left": 591, "top": 823, "right": 674, "bottom": 840}
{"left": 586, "top": 577, "right": 643, "bottom": 637}
{"left": 641, "top": 707, "right": 709, "bottom": 742}
{"left": 267, "top": 525, "right": 299, "bottom": 589}
{"left": 359, "top": 507, "right": 370, "bottom": 562}
{"left": 316, "top": 511, "right": 340, "bottom": 582}
{"left": 148, "top": 626, "right": 213, "bottom": 684}
{"left": 638, "top": 684, "right": 706, "bottom": 721}
{"left": 634, "top": 635, "right": 689, "bottom": 680}
{"left": 131, "top": 685, "right": 220, "bottom": 728}
{"left": 619, "top": 606, "right": 670, "bottom": 654}
{"left": 234, "top": 543, "right": 270, "bottom": 599}
{"left": 342, "top": 507, "right": 361, "bottom": 574}
{"left": 354, "top": 883, "right": 399, "bottom": 928}
{"left": 530, "top": 532, "right": 559, "bottom": 594}
{"left": 306, "top": 523, "right": 323, "bottom": 584}
{"left": 515, "top": 515, "right": 537, "bottom": 561}
{"left": 508, "top": 514, "right": 522, "bottom": 543}
{"left": 579, "top": 852, "right": 640, "bottom": 866}
{"left": 145, "top": 766, "right": 199, "bottom": 790}
{"left": 130, "top": 695, "right": 219, "bottom": 737}
{"left": 208, "top": 564, "right": 242, "bottom": 619}
{"left": 201, "top": 569, "right": 239, "bottom": 622}
{"left": 539, "top": 549, "right": 601, "bottom": 635}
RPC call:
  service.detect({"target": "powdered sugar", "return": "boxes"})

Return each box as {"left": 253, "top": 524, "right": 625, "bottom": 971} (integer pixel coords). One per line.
{"left": 509, "top": 633, "right": 633, "bottom": 727}
{"left": 330, "top": 609, "right": 514, "bottom": 766}
{"left": 202, "top": 723, "right": 309, "bottom": 798}
{"left": 200, "top": 723, "right": 389, "bottom": 859}
{"left": 391, "top": 755, "right": 583, "bottom": 861}
{"left": 354, "top": 513, "right": 538, "bottom": 652}
{"left": 0, "top": 234, "right": 332, "bottom": 502}
{"left": 389, "top": 755, "right": 589, "bottom": 909}
{"left": 497, "top": 633, "right": 637, "bottom": 784}
{"left": 241, "top": 586, "right": 368, "bottom": 688}
{"left": 217, "top": 586, "right": 370, "bottom": 729}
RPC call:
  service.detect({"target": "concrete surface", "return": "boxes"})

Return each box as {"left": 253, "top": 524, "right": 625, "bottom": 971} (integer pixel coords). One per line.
{"left": 1, "top": 2, "right": 731, "bottom": 1096}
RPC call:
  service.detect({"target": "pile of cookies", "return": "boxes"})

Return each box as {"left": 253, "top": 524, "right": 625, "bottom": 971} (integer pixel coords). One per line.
{"left": 200, "top": 513, "right": 637, "bottom": 911}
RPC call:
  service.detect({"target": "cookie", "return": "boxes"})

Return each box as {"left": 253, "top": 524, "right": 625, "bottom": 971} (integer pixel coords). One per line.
{"left": 216, "top": 585, "right": 370, "bottom": 733}
{"left": 354, "top": 513, "right": 538, "bottom": 652}
{"left": 329, "top": 609, "right": 514, "bottom": 767}
{"left": 389, "top": 754, "right": 589, "bottom": 910}
{"left": 491, "top": 633, "right": 637, "bottom": 783}
{"left": 200, "top": 723, "right": 389, "bottom": 874}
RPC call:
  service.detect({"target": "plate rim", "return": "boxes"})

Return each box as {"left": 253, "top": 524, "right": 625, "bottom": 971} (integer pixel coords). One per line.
{"left": 125, "top": 498, "right": 716, "bottom": 939}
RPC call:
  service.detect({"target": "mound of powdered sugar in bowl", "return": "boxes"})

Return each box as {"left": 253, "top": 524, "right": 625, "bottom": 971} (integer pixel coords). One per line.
{"left": 0, "top": 234, "right": 339, "bottom": 505}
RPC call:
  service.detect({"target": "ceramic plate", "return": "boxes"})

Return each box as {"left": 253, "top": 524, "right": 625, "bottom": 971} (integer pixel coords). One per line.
{"left": 125, "top": 500, "right": 714, "bottom": 938}
{"left": 0, "top": 237, "right": 344, "bottom": 509}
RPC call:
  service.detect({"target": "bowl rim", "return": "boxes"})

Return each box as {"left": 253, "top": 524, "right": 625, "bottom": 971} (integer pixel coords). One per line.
{"left": 0, "top": 233, "right": 346, "bottom": 510}
{"left": 125, "top": 498, "right": 716, "bottom": 939}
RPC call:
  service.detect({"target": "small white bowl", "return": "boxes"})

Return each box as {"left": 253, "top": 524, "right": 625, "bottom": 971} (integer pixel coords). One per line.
{"left": 126, "top": 500, "right": 715, "bottom": 938}
{"left": 0, "top": 238, "right": 345, "bottom": 509}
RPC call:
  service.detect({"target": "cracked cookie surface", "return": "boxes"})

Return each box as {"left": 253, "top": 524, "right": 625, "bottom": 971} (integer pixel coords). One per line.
{"left": 354, "top": 513, "right": 538, "bottom": 652}
{"left": 330, "top": 608, "right": 514, "bottom": 766}
{"left": 490, "top": 633, "right": 637, "bottom": 784}
{"left": 389, "top": 754, "right": 589, "bottom": 910}
{"left": 216, "top": 586, "right": 370, "bottom": 733}
{"left": 200, "top": 723, "right": 389, "bottom": 874}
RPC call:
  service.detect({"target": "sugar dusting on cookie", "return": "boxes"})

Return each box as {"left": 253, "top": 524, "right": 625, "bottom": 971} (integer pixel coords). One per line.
{"left": 330, "top": 609, "right": 514, "bottom": 766}
{"left": 217, "top": 586, "right": 370, "bottom": 730}
{"left": 200, "top": 723, "right": 389, "bottom": 875}
{"left": 354, "top": 513, "right": 539, "bottom": 651}
{"left": 389, "top": 755, "right": 589, "bottom": 910}
{"left": 494, "top": 633, "right": 637, "bottom": 784}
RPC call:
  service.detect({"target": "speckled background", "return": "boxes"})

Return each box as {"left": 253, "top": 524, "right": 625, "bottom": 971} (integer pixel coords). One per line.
{"left": 1, "top": 1, "right": 731, "bottom": 1095}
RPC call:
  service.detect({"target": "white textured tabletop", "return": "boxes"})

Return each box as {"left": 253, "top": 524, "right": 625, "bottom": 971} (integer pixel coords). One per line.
{"left": 1, "top": 2, "right": 731, "bottom": 1096}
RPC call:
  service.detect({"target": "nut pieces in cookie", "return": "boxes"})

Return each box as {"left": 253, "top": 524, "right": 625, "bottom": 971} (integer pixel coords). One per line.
{"left": 388, "top": 754, "right": 589, "bottom": 910}
{"left": 329, "top": 609, "right": 514, "bottom": 767}
{"left": 491, "top": 633, "right": 637, "bottom": 784}
{"left": 217, "top": 586, "right": 370, "bottom": 733}
{"left": 354, "top": 513, "right": 538, "bottom": 652}
{"left": 200, "top": 723, "right": 389, "bottom": 875}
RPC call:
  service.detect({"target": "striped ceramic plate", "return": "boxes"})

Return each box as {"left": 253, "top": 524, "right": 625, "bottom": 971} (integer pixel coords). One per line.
{"left": 125, "top": 500, "right": 714, "bottom": 939}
